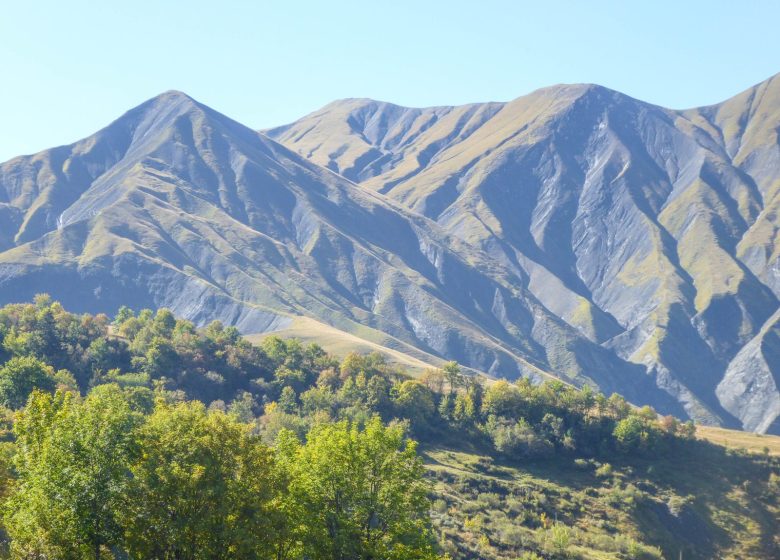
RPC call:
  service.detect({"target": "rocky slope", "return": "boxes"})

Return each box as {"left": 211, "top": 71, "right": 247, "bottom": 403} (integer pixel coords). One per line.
{"left": 267, "top": 74, "right": 780, "bottom": 433}
{"left": 0, "top": 91, "right": 680, "bottom": 414}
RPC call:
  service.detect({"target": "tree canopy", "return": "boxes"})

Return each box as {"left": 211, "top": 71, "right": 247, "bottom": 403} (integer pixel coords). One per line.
{"left": 0, "top": 297, "right": 714, "bottom": 559}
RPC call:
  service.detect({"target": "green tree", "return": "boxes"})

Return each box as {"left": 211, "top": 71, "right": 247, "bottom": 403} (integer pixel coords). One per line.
{"left": 0, "top": 356, "right": 57, "bottom": 409}
{"left": 227, "top": 390, "right": 256, "bottom": 423}
{"left": 393, "top": 380, "right": 435, "bottom": 429}
{"left": 486, "top": 416, "right": 553, "bottom": 458}
{"left": 112, "top": 305, "right": 135, "bottom": 326}
{"left": 613, "top": 414, "right": 659, "bottom": 453}
{"left": 481, "top": 380, "right": 524, "bottom": 418}
{"left": 142, "top": 336, "right": 177, "bottom": 378}
{"left": 85, "top": 337, "right": 129, "bottom": 384}
{"left": 452, "top": 391, "right": 476, "bottom": 425}
{"left": 152, "top": 308, "right": 177, "bottom": 337}
{"left": 122, "top": 400, "right": 280, "bottom": 559}
{"left": 6, "top": 385, "right": 141, "bottom": 559}
{"left": 606, "top": 393, "right": 631, "bottom": 420}
{"left": 442, "top": 361, "right": 463, "bottom": 397}
{"left": 278, "top": 385, "right": 299, "bottom": 414}
{"left": 277, "top": 418, "right": 439, "bottom": 560}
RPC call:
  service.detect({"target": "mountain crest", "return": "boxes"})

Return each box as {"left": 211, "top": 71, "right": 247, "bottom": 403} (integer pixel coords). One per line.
{"left": 2, "top": 76, "right": 780, "bottom": 433}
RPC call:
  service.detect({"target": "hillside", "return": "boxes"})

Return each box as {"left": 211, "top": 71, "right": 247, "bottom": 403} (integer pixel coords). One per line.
{"left": 424, "top": 439, "right": 780, "bottom": 559}
{"left": 0, "top": 300, "right": 777, "bottom": 559}
{"left": 245, "top": 316, "right": 443, "bottom": 376}
{"left": 696, "top": 425, "right": 780, "bottom": 456}
{"left": 267, "top": 74, "right": 780, "bottom": 433}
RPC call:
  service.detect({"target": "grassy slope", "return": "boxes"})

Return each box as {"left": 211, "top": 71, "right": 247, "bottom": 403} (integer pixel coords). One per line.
{"left": 245, "top": 318, "right": 566, "bottom": 384}
{"left": 697, "top": 425, "right": 780, "bottom": 456}
{"left": 423, "top": 436, "right": 780, "bottom": 560}
{"left": 221, "top": 306, "right": 780, "bottom": 558}
{"left": 246, "top": 322, "right": 779, "bottom": 558}
{"left": 245, "top": 316, "right": 445, "bottom": 376}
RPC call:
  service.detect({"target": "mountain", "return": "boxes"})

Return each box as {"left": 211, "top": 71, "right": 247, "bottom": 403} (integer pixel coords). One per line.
{"left": 2, "top": 75, "right": 779, "bottom": 434}
{"left": 267, "top": 75, "right": 780, "bottom": 433}
{"left": 0, "top": 91, "right": 681, "bottom": 415}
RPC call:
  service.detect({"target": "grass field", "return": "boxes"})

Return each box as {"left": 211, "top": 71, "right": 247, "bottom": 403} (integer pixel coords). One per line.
{"left": 697, "top": 425, "right": 780, "bottom": 456}
{"left": 245, "top": 316, "right": 444, "bottom": 376}
{"left": 239, "top": 326, "right": 780, "bottom": 557}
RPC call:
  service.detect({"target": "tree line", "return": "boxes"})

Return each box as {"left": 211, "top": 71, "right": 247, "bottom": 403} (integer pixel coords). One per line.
{"left": 0, "top": 297, "right": 701, "bottom": 558}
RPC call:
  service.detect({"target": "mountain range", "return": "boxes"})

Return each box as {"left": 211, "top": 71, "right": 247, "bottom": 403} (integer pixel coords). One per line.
{"left": 1, "top": 74, "right": 779, "bottom": 433}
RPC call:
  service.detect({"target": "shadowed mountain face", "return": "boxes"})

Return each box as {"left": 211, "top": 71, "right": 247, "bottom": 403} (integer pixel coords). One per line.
{"left": 267, "top": 75, "right": 780, "bottom": 433}
{"left": 2, "top": 76, "right": 779, "bottom": 433}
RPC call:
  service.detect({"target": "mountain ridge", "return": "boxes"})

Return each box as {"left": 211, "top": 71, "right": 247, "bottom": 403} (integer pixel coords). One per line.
{"left": 3, "top": 76, "right": 780, "bottom": 432}
{"left": 266, "top": 73, "right": 780, "bottom": 433}
{"left": 0, "top": 88, "right": 686, "bottom": 418}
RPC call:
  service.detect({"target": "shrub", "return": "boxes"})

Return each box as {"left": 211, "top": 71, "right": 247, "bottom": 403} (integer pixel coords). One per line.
{"left": 487, "top": 417, "right": 554, "bottom": 458}
{"left": 432, "top": 498, "right": 449, "bottom": 515}
{"left": 476, "top": 492, "right": 503, "bottom": 510}
{"left": 475, "top": 456, "right": 495, "bottom": 473}
{"left": 481, "top": 380, "right": 524, "bottom": 417}
{"left": 543, "top": 522, "right": 573, "bottom": 557}
{"left": 667, "top": 494, "right": 694, "bottom": 517}
{"left": 0, "top": 356, "right": 57, "bottom": 409}
{"left": 497, "top": 523, "right": 524, "bottom": 547}
{"left": 574, "top": 458, "right": 589, "bottom": 470}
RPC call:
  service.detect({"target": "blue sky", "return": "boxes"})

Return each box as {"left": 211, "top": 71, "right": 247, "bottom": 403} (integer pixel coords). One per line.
{"left": 1, "top": 0, "right": 778, "bottom": 162}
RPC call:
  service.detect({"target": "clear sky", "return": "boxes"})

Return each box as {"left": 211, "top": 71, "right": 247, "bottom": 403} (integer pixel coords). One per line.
{"left": 1, "top": 0, "right": 778, "bottom": 162}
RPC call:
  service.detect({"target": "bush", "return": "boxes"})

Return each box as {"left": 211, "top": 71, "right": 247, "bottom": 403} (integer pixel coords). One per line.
{"left": 496, "top": 522, "right": 525, "bottom": 547}
{"left": 0, "top": 356, "right": 57, "bottom": 409}
{"left": 475, "top": 456, "right": 495, "bottom": 473}
{"left": 487, "top": 417, "right": 554, "bottom": 458}
{"left": 666, "top": 494, "right": 694, "bottom": 517}
{"left": 432, "top": 498, "right": 449, "bottom": 515}
{"left": 393, "top": 380, "right": 436, "bottom": 428}
{"left": 542, "top": 522, "right": 573, "bottom": 557}
{"left": 476, "top": 492, "right": 503, "bottom": 510}
{"left": 613, "top": 415, "right": 660, "bottom": 453}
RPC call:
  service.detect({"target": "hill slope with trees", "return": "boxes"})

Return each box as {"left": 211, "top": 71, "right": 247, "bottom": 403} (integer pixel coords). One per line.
{"left": 0, "top": 298, "right": 777, "bottom": 559}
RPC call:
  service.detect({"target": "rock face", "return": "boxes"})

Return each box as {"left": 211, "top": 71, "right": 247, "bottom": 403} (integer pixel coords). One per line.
{"left": 267, "top": 75, "right": 780, "bottom": 433}
{"left": 2, "top": 74, "right": 780, "bottom": 433}
{"left": 716, "top": 310, "right": 780, "bottom": 434}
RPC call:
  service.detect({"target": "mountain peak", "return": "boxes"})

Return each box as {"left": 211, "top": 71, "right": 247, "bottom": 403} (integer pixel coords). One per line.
{"left": 517, "top": 82, "right": 650, "bottom": 109}
{"left": 155, "top": 89, "right": 195, "bottom": 100}
{"left": 131, "top": 89, "right": 202, "bottom": 119}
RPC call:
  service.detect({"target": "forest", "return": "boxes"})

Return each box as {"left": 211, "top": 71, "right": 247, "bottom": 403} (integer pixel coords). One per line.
{"left": 0, "top": 297, "right": 776, "bottom": 559}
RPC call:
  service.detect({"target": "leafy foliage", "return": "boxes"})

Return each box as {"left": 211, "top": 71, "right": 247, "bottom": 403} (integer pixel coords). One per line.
{"left": 277, "top": 418, "right": 438, "bottom": 560}
{"left": 7, "top": 385, "right": 140, "bottom": 559}
{"left": 0, "top": 357, "right": 57, "bottom": 409}
{"left": 3, "top": 387, "right": 436, "bottom": 559}
{"left": 0, "top": 298, "right": 777, "bottom": 559}
{"left": 121, "top": 400, "right": 281, "bottom": 559}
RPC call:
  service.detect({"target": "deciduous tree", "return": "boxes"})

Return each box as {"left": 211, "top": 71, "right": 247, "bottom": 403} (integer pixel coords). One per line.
{"left": 276, "top": 418, "right": 439, "bottom": 560}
